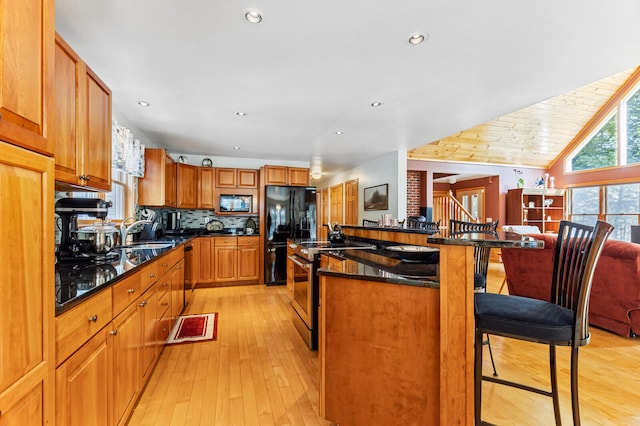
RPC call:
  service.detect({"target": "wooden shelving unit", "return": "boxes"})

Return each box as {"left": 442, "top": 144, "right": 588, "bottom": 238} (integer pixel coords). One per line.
{"left": 506, "top": 188, "right": 566, "bottom": 233}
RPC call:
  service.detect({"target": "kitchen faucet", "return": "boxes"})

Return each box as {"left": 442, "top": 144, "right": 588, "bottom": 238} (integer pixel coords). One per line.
{"left": 120, "top": 217, "right": 153, "bottom": 245}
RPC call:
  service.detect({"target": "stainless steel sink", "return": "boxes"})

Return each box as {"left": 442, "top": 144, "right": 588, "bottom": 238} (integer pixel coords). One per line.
{"left": 122, "top": 242, "right": 175, "bottom": 250}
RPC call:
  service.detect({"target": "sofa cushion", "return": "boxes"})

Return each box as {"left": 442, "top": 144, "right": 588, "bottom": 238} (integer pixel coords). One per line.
{"left": 502, "top": 234, "right": 640, "bottom": 337}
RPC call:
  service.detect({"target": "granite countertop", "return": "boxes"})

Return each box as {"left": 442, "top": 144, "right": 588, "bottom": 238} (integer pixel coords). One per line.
{"left": 317, "top": 248, "right": 440, "bottom": 289}
{"left": 55, "top": 239, "right": 189, "bottom": 315}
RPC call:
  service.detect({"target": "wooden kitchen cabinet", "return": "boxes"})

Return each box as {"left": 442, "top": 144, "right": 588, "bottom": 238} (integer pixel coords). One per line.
{"left": 185, "top": 239, "right": 199, "bottom": 290}
{"left": 53, "top": 34, "right": 112, "bottom": 191}
{"left": 213, "top": 236, "right": 259, "bottom": 284}
{"left": 177, "top": 163, "right": 197, "bottom": 208}
{"left": 0, "top": 142, "right": 55, "bottom": 425}
{"left": 237, "top": 236, "right": 260, "bottom": 281}
{"left": 197, "top": 237, "right": 216, "bottom": 284}
{"left": 0, "top": 0, "right": 54, "bottom": 155}
{"left": 55, "top": 327, "right": 110, "bottom": 426}
{"left": 262, "top": 165, "right": 309, "bottom": 186}
{"left": 216, "top": 168, "right": 258, "bottom": 189}
{"left": 171, "top": 259, "right": 185, "bottom": 322}
{"left": 198, "top": 167, "right": 216, "bottom": 208}
{"left": 138, "top": 148, "right": 177, "bottom": 207}
{"left": 110, "top": 299, "right": 141, "bottom": 426}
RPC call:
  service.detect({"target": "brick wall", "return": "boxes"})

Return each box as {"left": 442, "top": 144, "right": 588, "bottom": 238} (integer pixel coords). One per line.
{"left": 407, "top": 170, "right": 421, "bottom": 217}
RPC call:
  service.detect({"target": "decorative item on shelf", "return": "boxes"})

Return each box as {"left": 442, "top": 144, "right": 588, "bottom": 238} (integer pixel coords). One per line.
{"left": 178, "top": 155, "right": 187, "bottom": 164}
{"left": 112, "top": 120, "right": 145, "bottom": 177}
{"left": 202, "top": 158, "right": 212, "bottom": 167}
{"left": 244, "top": 217, "right": 256, "bottom": 234}
{"left": 534, "top": 176, "right": 545, "bottom": 188}
{"left": 513, "top": 169, "right": 524, "bottom": 188}
{"left": 549, "top": 176, "right": 555, "bottom": 189}
{"left": 544, "top": 173, "right": 550, "bottom": 188}
{"left": 544, "top": 199, "right": 554, "bottom": 208}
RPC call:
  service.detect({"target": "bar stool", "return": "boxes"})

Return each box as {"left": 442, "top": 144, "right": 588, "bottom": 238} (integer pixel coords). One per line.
{"left": 474, "top": 220, "right": 613, "bottom": 425}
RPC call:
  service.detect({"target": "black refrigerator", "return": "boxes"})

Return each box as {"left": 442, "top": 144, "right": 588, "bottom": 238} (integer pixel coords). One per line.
{"left": 264, "top": 185, "right": 317, "bottom": 285}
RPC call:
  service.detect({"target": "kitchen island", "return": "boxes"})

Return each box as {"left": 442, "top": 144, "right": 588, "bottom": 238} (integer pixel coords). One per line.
{"left": 317, "top": 226, "right": 543, "bottom": 425}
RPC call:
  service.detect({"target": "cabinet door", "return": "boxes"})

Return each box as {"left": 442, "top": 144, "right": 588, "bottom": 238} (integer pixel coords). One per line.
{"left": 214, "top": 246, "right": 238, "bottom": 282}
{"left": 198, "top": 238, "right": 214, "bottom": 284}
{"left": 110, "top": 302, "right": 140, "bottom": 426}
{"left": 138, "top": 287, "right": 157, "bottom": 385}
{"left": 0, "top": 0, "right": 54, "bottom": 155}
{"left": 263, "top": 165, "right": 287, "bottom": 185}
{"left": 82, "top": 66, "right": 112, "bottom": 191}
{"left": 165, "top": 158, "right": 177, "bottom": 207}
{"left": 56, "top": 328, "right": 110, "bottom": 426}
{"left": 288, "top": 167, "right": 310, "bottom": 186}
{"left": 215, "top": 168, "right": 236, "bottom": 188}
{"left": 237, "top": 242, "right": 259, "bottom": 281}
{"left": 53, "top": 35, "right": 83, "bottom": 186}
{"left": 0, "top": 141, "right": 54, "bottom": 424}
{"left": 0, "top": 380, "right": 47, "bottom": 425}
{"left": 177, "top": 164, "right": 197, "bottom": 208}
{"left": 237, "top": 169, "right": 258, "bottom": 188}
{"left": 198, "top": 167, "right": 215, "bottom": 208}
{"left": 171, "top": 260, "right": 185, "bottom": 321}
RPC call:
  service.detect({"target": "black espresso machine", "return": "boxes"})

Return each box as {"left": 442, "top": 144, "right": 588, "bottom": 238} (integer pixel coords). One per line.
{"left": 55, "top": 197, "right": 118, "bottom": 262}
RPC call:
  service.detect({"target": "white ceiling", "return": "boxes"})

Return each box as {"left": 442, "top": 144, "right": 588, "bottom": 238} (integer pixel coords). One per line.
{"left": 55, "top": 0, "right": 640, "bottom": 178}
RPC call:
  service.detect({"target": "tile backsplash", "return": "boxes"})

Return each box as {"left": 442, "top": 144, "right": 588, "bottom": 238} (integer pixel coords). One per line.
{"left": 138, "top": 206, "right": 259, "bottom": 233}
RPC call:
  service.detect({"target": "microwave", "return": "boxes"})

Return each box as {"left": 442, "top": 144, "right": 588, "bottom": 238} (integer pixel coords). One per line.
{"left": 219, "top": 194, "right": 252, "bottom": 213}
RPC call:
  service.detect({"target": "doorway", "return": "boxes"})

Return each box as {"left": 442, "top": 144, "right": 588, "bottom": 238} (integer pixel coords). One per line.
{"left": 456, "top": 187, "right": 485, "bottom": 221}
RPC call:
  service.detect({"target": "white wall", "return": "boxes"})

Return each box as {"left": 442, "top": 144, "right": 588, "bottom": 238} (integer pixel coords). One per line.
{"left": 318, "top": 151, "right": 406, "bottom": 223}
{"left": 167, "top": 153, "right": 309, "bottom": 169}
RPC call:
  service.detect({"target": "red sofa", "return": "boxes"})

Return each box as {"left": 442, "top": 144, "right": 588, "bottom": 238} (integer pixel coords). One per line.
{"left": 501, "top": 234, "right": 640, "bottom": 337}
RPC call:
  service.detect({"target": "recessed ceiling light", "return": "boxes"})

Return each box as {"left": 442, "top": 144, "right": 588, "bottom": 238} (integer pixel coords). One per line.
{"left": 335, "top": 130, "right": 344, "bottom": 135}
{"left": 137, "top": 100, "right": 150, "bottom": 107}
{"left": 244, "top": 10, "right": 263, "bottom": 24}
{"left": 371, "top": 101, "right": 383, "bottom": 107}
{"left": 234, "top": 146, "right": 240, "bottom": 150}
{"left": 235, "top": 111, "right": 247, "bottom": 116}
{"left": 310, "top": 172, "right": 322, "bottom": 179}
{"left": 408, "top": 33, "right": 428, "bottom": 45}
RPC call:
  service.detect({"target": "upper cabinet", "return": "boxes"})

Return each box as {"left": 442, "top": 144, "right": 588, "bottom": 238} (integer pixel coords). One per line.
{"left": 53, "top": 34, "right": 112, "bottom": 191}
{"left": 138, "top": 148, "right": 177, "bottom": 207}
{"left": 0, "top": 0, "right": 54, "bottom": 156}
{"left": 215, "top": 168, "right": 258, "bottom": 189}
{"left": 198, "top": 167, "right": 215, "bottom": 209}
{"left": 177, "top": 163, "right": 197, "bottom": 208}
{"left": 263, "top": 165, "right": 309, "bottom": 186}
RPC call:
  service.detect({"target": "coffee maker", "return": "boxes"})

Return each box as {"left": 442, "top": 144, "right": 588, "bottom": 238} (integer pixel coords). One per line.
{"left": 55, "top": 198, "right": 114, "bottom": 261}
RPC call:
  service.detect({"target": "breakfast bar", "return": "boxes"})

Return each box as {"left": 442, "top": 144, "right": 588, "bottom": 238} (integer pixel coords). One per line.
{"left": 318, "top": 227, "right": 544, "bottom": 425}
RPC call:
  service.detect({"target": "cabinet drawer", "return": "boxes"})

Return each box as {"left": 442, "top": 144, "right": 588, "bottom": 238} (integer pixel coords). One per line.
{"left": 157, "top": 247, "right": 183, "bottom": 275}
{"left": 140, "top": 260, "right": 159, "bottom": 291}
{"left": 112, "top": 271, "right": 142, "bottom": 316}
{"left": 56, "top": 289, "right": 112, "bottom": 366}
{"left": 157, "top": 288, "right": 171, "bottom": 320}
{"left": 215, "top": 236, "right": 237, "bottom": 247}
{"left": 156, "top": 273, "right": 171, "bottom": 299}
{"left": 237, "top": 236, "right": 258, "bottom": 247}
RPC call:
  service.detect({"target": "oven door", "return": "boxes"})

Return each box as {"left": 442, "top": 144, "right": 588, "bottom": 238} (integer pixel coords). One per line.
{"left": 288, "top": 254, "right": 314, "bottom": 329}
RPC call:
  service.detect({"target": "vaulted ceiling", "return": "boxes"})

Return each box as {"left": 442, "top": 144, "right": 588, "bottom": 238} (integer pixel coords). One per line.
{"left": 409, "top": 67, "right": 637, "bottom": 169}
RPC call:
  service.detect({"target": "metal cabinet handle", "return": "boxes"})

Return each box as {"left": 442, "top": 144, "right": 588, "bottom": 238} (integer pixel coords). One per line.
{"left": 139, "top": 300, "right": 147, "bottom": 307}
{"left": 88, "top": 315, "right": 98, "bottom": 322}
{"left": 161, "top": 302, "right": 169, "bottom": 307}
{"left": 287, "top": 255, "right": 311, "bottom": 269}
{"left": 85, "top": 176, "right": 90, "bottom": 181}
{"left": 110, "top": 330, "right": 118, "bottom": 336}
{"left": 128, "top": 288, "right": 135, "bottom": 294}
{"left": 150, "top": 273, "right": 156, "bottom": 278}
{"left": 163, "top": 282, "right": 169, "bottom": 287}
{"left": 163, "top": 263, "right": 168, "bottom": 267}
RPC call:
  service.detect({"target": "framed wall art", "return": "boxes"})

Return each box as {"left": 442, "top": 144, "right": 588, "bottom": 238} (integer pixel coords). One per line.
{"left": 364, "top": 183, "right": 388, "bottom": 211}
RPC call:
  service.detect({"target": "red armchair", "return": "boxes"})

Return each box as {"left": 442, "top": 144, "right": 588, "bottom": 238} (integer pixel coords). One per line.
{"left": 501, "top": 233, "right": 640, "bottom": 337}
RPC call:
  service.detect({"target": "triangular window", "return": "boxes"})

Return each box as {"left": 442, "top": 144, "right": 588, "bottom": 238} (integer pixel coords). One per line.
{"left": 567, "top": 81, "right": 640, "bottom": 171}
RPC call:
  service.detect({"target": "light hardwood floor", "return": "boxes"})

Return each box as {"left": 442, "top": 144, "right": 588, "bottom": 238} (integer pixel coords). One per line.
{"left": 128, "top": 262, "right": 640, "bottom": 426}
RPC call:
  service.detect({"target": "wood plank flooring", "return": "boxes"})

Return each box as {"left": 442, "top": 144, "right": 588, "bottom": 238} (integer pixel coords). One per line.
{"left": 128, "top": 262, "right": 640, "bottom": 426}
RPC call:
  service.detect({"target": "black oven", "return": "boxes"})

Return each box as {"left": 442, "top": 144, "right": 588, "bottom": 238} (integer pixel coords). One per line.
{"left": 287, "top": 252, "right": 317, "bottom": 349}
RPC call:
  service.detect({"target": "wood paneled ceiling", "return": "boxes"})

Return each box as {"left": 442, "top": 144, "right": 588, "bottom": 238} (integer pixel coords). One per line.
{"left": 408, "top": 68, "right": 637, "bottom": 169}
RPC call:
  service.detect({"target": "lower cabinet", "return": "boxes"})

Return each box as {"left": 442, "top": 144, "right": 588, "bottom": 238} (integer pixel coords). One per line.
{"left": 214, "top": 236, "right": 259, "bottom": 284}
{"left": 55, "top": 247, "right": 185, "bottom": 426}
{"left": 55, "top": 328, "right": 110, "bottom": 426}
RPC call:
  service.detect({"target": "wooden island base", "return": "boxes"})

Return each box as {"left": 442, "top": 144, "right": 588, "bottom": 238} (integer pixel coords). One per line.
{"left": 318, "top": 243, "right": 475, "bottom": 426}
